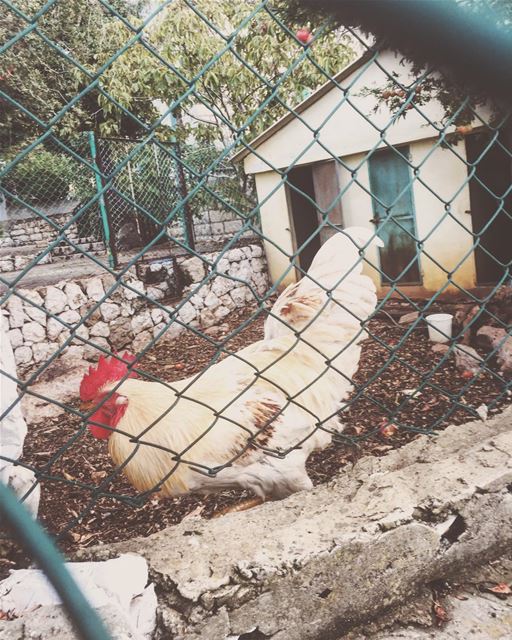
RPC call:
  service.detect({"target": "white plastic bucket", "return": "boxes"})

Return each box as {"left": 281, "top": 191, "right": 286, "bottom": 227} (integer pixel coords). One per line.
{"left": 425, "top": 313, "right": 453, "bottom": 343}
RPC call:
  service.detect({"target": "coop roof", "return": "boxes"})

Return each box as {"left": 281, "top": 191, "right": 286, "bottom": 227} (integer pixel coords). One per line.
{"left": 232, "top": 50, "right": 373, "bottom": 163}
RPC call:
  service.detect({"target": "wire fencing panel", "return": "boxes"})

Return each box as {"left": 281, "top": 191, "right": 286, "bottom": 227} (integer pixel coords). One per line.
{"left": 1, "top": 0, "right": 512, "bottom": 562}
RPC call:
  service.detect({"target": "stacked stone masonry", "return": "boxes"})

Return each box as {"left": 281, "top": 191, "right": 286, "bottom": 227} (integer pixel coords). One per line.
{"left": 1, "top": 207, "right": 257, "bottom": 273}
{"left": 0, "top": 211, "right": 102, "bottom": 273}
{"left": 2, "top": 244, "right": 268, "bottom": 373}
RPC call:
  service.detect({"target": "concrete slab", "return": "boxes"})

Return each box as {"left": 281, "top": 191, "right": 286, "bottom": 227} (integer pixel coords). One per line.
{"left": 72, "top": 407, "right": 512, "bottom": 639}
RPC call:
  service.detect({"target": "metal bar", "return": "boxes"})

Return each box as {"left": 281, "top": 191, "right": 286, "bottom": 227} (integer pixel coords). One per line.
{"left": 0, "top": 482, "right": 112, "bottom": 640}
{"left": 88, "top": 131, "right": 116, "bottom": 268}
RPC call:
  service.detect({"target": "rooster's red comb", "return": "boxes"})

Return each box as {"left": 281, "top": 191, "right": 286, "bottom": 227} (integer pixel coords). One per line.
{"left": 79, "top": 351, "right": 138, "bottom": 401}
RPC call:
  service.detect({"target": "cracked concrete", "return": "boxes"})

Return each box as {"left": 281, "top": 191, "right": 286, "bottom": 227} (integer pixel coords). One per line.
{"left": 68, "top": 406, "right": 512, "bottom": 639}
{"left": 344, "top": 552, "right": 512, "bottom": 639}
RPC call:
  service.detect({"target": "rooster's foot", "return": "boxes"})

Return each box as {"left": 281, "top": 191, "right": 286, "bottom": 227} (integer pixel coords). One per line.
{"left": 212, "top": 496, "right": 263, "bottom": 518}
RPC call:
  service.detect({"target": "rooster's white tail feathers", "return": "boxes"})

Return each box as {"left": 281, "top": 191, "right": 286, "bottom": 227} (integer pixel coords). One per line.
{"left": 264, "top": 226, "right": 383, "bottom": 356}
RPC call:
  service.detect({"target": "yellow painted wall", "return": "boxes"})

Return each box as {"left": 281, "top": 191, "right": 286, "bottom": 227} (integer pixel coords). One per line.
{"left": 254, "top": 171, "right": 297, "bottom": 290}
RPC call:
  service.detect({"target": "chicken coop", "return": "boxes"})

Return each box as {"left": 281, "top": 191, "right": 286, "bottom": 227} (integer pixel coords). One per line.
{"left": 235, "top": 48, "right": 512, "bottom": 296}
{"left": 1, "top": 1, "right": 512, "bottom": 639}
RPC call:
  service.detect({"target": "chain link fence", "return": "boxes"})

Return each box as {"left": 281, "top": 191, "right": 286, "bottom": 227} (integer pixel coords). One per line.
{"left": 1, "top": 2, "right": 512, "bottom": 633}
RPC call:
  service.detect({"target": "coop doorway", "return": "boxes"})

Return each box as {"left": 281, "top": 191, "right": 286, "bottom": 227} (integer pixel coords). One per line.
{"left": 466, "top": 131, "right": 512, "bottom": 285}
{"left": 287, "top": 160, "right": 344, "bottom": 274}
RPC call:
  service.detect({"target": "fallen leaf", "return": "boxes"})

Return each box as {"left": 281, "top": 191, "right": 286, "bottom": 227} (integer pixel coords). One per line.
{"left": 486, "top": 582, "right": 511, "bottom": 598}
{"left": 433, "top": 601, "right": 448, "bottom": 625}
{"left": 62, "top": 471, "right": 75, "bottom": 482}
{"left": 379, "top": 421, "right": 398, "bottom": 438}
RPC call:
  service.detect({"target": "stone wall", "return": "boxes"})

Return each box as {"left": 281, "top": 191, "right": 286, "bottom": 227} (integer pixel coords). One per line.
{"left": 168, "top": 209, "right": 257, "bottom": 243}
{"left": 0, "top": 206, "right": 257, "bottom": 273}
{"left": 0, "top": 205, "right": 102, "bottom": 273}
{"left": 2, "top": 243, "right": 268, "bottom": 374}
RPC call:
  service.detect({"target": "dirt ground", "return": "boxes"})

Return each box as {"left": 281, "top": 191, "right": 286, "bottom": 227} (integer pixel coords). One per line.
{"left": 2, "top": 299, "right": 510, "bottom": 579}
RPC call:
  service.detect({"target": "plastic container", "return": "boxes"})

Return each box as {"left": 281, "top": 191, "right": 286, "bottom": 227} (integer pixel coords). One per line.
{"left": 425, "top": 313, "right": 453, "bottom": 343}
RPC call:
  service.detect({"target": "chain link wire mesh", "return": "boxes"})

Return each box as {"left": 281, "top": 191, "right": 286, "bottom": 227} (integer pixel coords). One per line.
{"left": 1, "top": 0, "right": 512, "bottom": 578}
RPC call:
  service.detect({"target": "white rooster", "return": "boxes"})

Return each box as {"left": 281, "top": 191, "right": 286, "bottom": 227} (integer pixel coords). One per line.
{"left": 79, "top": 227, "right": 382, "bottom": 509}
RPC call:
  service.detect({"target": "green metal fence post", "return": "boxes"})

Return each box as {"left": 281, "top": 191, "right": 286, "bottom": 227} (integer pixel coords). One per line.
{"left": 88, "top": 131, "right": 117, "bottom": 268}
{"left": 0, "top": 482, "right": 112, "bottom": 640}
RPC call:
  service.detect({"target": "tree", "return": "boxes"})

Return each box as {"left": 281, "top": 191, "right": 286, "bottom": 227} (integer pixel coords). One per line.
{"left": 0, "top": 0, "right": 139, "bottom": 150}
{"left": 283, "top": 0, "right": 512, "bottom": 129}
{"left": 98, "top": 0, "right": 355, "bottom": 148}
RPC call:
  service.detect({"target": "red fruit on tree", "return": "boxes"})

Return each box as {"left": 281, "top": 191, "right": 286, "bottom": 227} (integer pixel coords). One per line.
{"left": 296, "top": 28, "right": 313, "bottom": 44}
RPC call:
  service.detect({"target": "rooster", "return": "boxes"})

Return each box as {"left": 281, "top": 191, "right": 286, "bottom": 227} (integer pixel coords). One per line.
{"left": 79, "top": 227, "right": 383, "bottom": 507}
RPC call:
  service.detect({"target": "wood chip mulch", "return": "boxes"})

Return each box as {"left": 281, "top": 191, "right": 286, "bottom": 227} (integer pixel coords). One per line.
{"left": 4, "top": 300, "right": 509, "bottom": 577}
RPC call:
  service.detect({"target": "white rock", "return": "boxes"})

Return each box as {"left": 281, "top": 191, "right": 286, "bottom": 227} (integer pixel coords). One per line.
{"left": 22, "top": 321, "right": 45, "bottom": 343}
{"left": 20, "top": 289, "right": 46, "bottom": 324}
{"left": 64, "top": 282, "right": 87, "bottom": 309}
{"left": 6, "top": 295, "right": 26, "bottom": 328}
{"left": 188, "top": 293, "right": 205, "bottom": 310}
{"left": 217, "top": 258, "right": 230, "bottom": 274}
{"left": 44, "top": 286, "right": 67, "bottom": 314}
{"left": 60, "top": 345, "right": 84, "bottom": 365}
{"left": 58, "top": 309, "right": 81, "bottom": 326}
{"left": 219, "top": 294, "right": 236, "bottom": 311}
{"left": 8, "top": 328, "right": 23, "bottom": 348}
{"left": 178, "top": 301, "right": 197, "bottom": 324}
{"left": 131, "top": 311, "right": 153, "bottom": 334}
{"left": 476, "top": 403, "right": 488, "bottom": 421}
{"left": 181, "top": 256, "right": 206, "bottom": 283}
{"left": 123, "top": 279, "right": 145, "bottom": 300}
{"left": 251, "top": 258, "right": 265, "bottom": 273}
{"left": 100, "top": 302, "right": 120, "bottom": 323}
{"left": 213, "top": 305, "right": 230, "bottom": 321}
{"left": 47, "top": 317, "right": 66, "bottom": 341}
{"left": 151, "top": 308, "right": 164, "bottom": 324}
{"left": 132, "top": 329, "right": 152, "bottom": 353}
{"left": 32, "top": 342, "right": 56, "bottom": 363}
{"left": 71, "top": 323, "right": 89, "bottom": 345}
{"left": 204, "top": 291, "right": 221, "bottom": 308}
{"left": 230, "top": 286, "right": 250, "bottom": 306}
{"left": 85, "top": 277, "right": 105, "bottom": 302}
{"left": 454, "top": 344, "right": 483, "bottom": 374}
{"left": 147, "top": 286, "right": 164, "bottom": 301}
{"left": 251, "top": 245, "right": 263, "bottom": 258}
{"left": 227, "top": 248, "right": 243, "bottom": 261}
{"left": 211, "top": 276, "right": 234, "bottom": 298}
{"left": 155, "top": 322, "right": 183, "bottom": 341}
{"left": 90, "top": 321, "right": 110, "bottom": 338}
{"left": 253, "top": 272, "right": 268, "bottom": 294}
{"left": 83, "top": 337, "right": 110, "bottom": 361}
{"left": 14, "top": 346, "right": 32, "bottom": 365}
{"left": 57, "top": 329, "right": 71, "bottom": 347}
{"left": 200, "top": 308, "right": 217, "bottom": 328}
{"left": 119, "top": 300, "right": 134, "bottom": 317}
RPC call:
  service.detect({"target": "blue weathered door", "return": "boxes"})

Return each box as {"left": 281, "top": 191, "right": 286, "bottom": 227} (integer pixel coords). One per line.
{"left": 368, "top": 147, "right": 421, "bottom": 284}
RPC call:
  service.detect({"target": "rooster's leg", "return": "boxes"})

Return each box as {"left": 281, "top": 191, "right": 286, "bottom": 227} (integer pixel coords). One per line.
{"left": 212, "top": 496, "right": 264, "bottom": 518}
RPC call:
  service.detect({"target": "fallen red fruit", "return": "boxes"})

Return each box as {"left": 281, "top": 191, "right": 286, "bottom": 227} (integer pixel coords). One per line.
{"left": 461, "top": 370, "right": 473, "bottom": 379}
{"left": 296, "top": 28, "right": 313, "bottom": 44}
{"left": 379, "top": 421, "right": 398, "bottom": 438}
